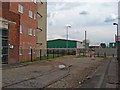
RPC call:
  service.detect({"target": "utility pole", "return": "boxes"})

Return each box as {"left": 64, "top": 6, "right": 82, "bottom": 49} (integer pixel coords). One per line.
{"left": 115, "top": 34, "right": 116, "bottom": 42}
{"left": 85, "top": 31, "right": 87, "bottom": 49}
{"left": 66, "top": 27, "right": 69, "bottom": 49}
{"left": 85, "top": 31, "right": 87, "bottom": 56}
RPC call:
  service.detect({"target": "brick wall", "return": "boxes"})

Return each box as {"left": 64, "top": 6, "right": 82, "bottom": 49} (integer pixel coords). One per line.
{"left": 2, "top": 2, "right": 20, "bottom": 64}
{"left": 9, "top": 2, "right": 37, "bottom": 62}
{"left": 2, "top": 2, "right": 38, "bottom": 63}
{"left": 0, "top": 1, "right": 2, "bottom": 17}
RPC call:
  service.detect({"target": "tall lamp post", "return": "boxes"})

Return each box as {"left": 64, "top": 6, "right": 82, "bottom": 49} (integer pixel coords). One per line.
{"left": 84, "top": 31, "right": 87, "bottom": 56}
{"left": 65, "top": 25, "right": 71, "bottom": 50}
{"left": 113, "top": 23, "right": 119, "bottom": 60}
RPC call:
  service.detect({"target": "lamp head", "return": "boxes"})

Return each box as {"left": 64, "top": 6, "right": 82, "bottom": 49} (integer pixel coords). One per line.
{"left": 65, "top": 24, "right": 71, "bottom": 28}
{"left": 113, "top": 23, "right": 118, "bottom": 25}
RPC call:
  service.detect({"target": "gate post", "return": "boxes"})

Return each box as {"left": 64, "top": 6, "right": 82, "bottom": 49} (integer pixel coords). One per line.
{"left": 40, "top": 49, "right": 42, "bottom": 60}
{"left": 31, "top": 49, "right": 33, "bottom": 62}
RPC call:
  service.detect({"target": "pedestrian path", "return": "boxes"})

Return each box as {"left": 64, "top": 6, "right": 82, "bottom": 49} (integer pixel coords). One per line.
{"left": 80, "top": 57, "right": 118, "bottom": 88}
{"left": 103, "top": 58, "right": 118, "bottom": 88}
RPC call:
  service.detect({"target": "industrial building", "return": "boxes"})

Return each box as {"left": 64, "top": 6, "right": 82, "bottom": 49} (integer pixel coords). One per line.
{"left": 109, "top": 42, "right": 116, "bottom": 48}
{"left": 47, "top": 39, "right": 84, "bottom": 49}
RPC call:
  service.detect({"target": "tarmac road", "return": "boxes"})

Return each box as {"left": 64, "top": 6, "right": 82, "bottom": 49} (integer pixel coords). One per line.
{"left": 80, "top": 57, "right": 118, "bottom": 88}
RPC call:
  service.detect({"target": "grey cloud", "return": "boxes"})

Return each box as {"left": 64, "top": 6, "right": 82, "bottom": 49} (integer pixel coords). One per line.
{"left": 57, "top": 3, "right": 85, "bottom": 11}
{"left": 47, "top": 12, "right": 57, "bottom": 26}
{"left": 104, "top": 18, "right": 116, "bottom": 23}
{"left": 48, "top": 2, "right": 87, "bottom": 11}
{"left": 100, "top": 2, "right": 117, "bottom": 7}
{"left": 47, "top": 12, "right": 57, "bottom": 18}
{"left": 104, "top": 14, "right": 118, "bottom": 23}
{"left": 79, "top": 11, "right": 89, "bottom": 15}
{"left": 49, "top": 20, "right": 54, "bottom": 26}
{"left": 47, "top": 12, "right": 51, "bottom": 18}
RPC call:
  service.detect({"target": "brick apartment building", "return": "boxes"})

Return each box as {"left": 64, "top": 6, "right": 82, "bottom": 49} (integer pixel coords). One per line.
{"left": 1, "top": 1, "right": 46, "bottom": 64}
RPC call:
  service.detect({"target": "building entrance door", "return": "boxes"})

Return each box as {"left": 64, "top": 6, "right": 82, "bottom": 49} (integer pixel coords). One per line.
{"left": 0, "top": 29, "right": 2, "bottom": 64}
{"left": 1, "top": 28, "right": 9, "bottom": 64}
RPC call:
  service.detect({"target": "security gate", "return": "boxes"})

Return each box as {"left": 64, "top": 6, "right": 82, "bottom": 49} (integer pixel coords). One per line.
{"left": 1, "top": 28, "right": 9, "bottom": 64}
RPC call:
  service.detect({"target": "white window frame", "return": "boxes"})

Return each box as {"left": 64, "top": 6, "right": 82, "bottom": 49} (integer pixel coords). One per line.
{"left": 32, "top": 0, "right": 37, "bottom": 3}
{"left": 28, "top": 28, "right": 32, "bottom": 35}
{"left": 34, "top": 13, "right": 36, "bottom": 20}
{"left": 19, "top": 47, "right": 22, "bottom": 55}
{"left": 28, "top": 46, "right": 32, "bottom": 54}
{"left": 18, "top": 4, "right": 23, "bottom": 13}
{"left": 20, "top": 25, "right": 23, "bottom": 34}
{"left": 34, "top": 0, "right": 37, "bottom": 3}
{"left": 34, "top": 29, "right": 36, "bottom": 36}
{"left": 29, "top": 10, "right": 33, "bottom": 18}
{"left": 33, "top": 48, "right": 36, "bottom": 53}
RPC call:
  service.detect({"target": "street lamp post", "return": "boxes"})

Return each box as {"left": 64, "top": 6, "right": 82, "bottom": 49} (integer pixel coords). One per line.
{"left": 113, "top": 23, "right": 118, "bottom": 40}
{"left": 85, "top": 31, "right": 87, "bottom": 56}
{"left": 65, "top": 25, "right": 71, "bottom": 52}
{"left": 113, "top": 23, "right": 119, "bottom": 60}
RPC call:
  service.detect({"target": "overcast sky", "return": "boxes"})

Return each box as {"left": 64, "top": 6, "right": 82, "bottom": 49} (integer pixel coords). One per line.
{"left": 47, "top": 0, "right": 119, "bottom": 45}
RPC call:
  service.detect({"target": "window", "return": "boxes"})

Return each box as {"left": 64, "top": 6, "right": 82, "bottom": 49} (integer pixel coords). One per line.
{"left": 20, "top": 25, "right": 23, "bottom": 34}
{"left": 33, "top": 48, "right": 36, "bottom": 53}
{"left": 28, "top": 46, "right": 32, "bottom": 54}
{"left": 28, "top": 28, "right": 32, "bottom": 35}
{"left": 38, "top": 0, "right": 43, "bottom": 4}
{"left": 34, "top": 13, "right": 36, "bottom": 20}
{"left": 19, "top": 47, "right": 22, "bottom": 55}
{"left": 18, "top": 4, "right": 23, "bottom": 13}
{"left": 29, "top": 10, "right": 33, "bottom": 18}
{"left": 33, "top": 0, "right": 37, "bottom": 3}
{"left": 32, "top": 0, "right": 37, "bottom": 3}
{"left": 41, "top": 0, "right": 43, "bottom": 4}
{"left": 34, "top": 29, "right": 36, "bottom": 36}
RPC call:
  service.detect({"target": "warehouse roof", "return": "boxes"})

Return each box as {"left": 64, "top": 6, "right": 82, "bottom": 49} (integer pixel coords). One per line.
{"left": 47, "top": 39, "right": 82, "bottom": 43}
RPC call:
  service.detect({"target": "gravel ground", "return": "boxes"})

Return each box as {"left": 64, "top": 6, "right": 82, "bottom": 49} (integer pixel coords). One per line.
{"left": 2, "top": 56, "right": 105, "bottom": 88}
{"left": 47, "top": 57, "right": 105, "bottom": 88}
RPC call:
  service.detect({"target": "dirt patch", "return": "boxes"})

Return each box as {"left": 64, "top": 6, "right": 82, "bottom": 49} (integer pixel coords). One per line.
{"left": 47, "top": 57, "right": 105, "bottom": 88}
{"left": 3, "top": 56, "right": 105, "bottom": 88}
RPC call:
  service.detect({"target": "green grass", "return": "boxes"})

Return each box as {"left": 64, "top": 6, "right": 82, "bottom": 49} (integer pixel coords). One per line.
{"left": 21, "top": 54, "right": 64, "bottom": 64}
{"left": 21, "top": 60, "right": 32, "bottom": 64}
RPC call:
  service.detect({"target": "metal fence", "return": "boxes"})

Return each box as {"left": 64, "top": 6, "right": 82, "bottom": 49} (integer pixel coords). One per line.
{"left": 7, "top": 48, "right": 118, "bottom": 64}
{"left": 94, "top": 48, "right": 117, "bottom": 57}
{"left": 18, "top": 48, "right": 78, "bottom": 63}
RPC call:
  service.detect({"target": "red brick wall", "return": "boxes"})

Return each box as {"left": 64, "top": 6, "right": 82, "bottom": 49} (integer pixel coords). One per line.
{"left": 9, "top": 2, "right": 37, "bottom": 62}
{"left": 2, "top": 2, "right": 37, "bottom": 63}
{"left": 2, "top": 2, "right": 20, "bottom": 64}
{"left": 0, "top": 1, "right": 2, "bottom": 17}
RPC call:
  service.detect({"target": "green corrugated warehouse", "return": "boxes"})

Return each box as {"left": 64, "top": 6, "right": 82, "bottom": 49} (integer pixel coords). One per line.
{"left": 47, "top": 39, "right": 79, "bottom": 48}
